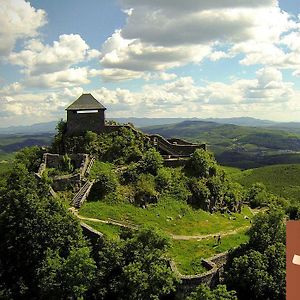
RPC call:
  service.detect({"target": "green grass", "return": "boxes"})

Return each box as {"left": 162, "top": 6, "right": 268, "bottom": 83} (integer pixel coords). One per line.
{"left": 169, "top": 231, "right": 249, "bottom": 275}
{"left": 80, "top": 197, "right": 252, "bottom": 236}
{"left": 227, "top": 164, "right": 300, "bottom": 203}
{"left": 84, "top": 221, "right": 122, "bottom": 240}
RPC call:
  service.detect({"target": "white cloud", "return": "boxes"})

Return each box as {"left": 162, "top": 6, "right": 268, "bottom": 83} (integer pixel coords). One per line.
{"left": 0, "top": 0, "right": 46, "bottom": 57}
{"left": 24, "top": 68, "right": 90, "bottom": 88}
{"left": 90, "top": 68, "right": 295, "bottom": 117}
{"left": 98, "top": 0, "right": 295, "bottom": 75}
{"left": 7, "top": 34, "right": 100, "bottom": 88}
{"left": 9, "top": 34, "right": 99, "bottom": 76}
{"left": 101, "top": 31, "right": 211, "bottom": 71}
{"left": 0, "top": 67, "right": 298, "bottom": 126}
{"left": 90, "top": 68, "right": 145, "bottom": 82}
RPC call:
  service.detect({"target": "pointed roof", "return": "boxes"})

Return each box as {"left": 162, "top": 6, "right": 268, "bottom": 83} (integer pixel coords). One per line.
{"left": 66, "top": 93, "right": 106, "bottom": 111}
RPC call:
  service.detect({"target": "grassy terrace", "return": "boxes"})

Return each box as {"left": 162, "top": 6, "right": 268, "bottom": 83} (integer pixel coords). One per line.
{"left": 169, "top": 230, "right": 249, "bottom": 275}
{"left": 80, "top": 198, "right": 252, "bottom": 275}
{"left": 80, "top": 198, "right": 252, "bottom": 236}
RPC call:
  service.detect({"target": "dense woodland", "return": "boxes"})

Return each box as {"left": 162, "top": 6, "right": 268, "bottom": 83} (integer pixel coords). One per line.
{"left": 0, "top": 121, "right": 295, "bottom": 299}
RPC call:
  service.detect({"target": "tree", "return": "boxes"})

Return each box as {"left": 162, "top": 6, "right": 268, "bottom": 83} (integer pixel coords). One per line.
{"left": 0, "top": 163, "right": 96, "bottom": 299}
{"left": 247, "top": 209, "right": 285, "bottom": 252}
{"left": 52, "top": 119, "right": 67, "bottom": 153}
{"left": 188, "top": 178, "right": 211, "bottom": 209}
{"left": 186, "top": 284, "right": 237, "bottom": 300}
{"left": 15, "top": 146, "right": 44, "bottom": 172}
{"left": 139, "top": 148, "right": 163, "bottom": 176}
{"left": 225, "top": 209, "right": 286, "bottom": 300}
{"left": 246, "top": 183, "right": 269, "bottom": 208}
{"left": 91, "top": 228, "right": 178, "bottom": 300}
{"left": 185, "top": 149, "right": 217, "bottom": 178}
{"left": 134, "top": 174, "right": 158, "bottom": 206}
{"left": 88, "top": 161, "right": 119, "bottom": 200}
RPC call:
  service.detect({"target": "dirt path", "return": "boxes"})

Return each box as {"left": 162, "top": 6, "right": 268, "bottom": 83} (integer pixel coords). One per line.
{"left": 170, "top": 225, "right": 250, "bottom": 241}
{"left": 69, "top": 208, "right": 249, "bottom": 241}
{"left": 69, "top": 208, "right": 137, "bottom": 229}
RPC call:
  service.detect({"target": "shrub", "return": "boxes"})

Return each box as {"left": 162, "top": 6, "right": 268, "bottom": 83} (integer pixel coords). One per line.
{"left": 88, "top": 161, "right": 119, "bottom": 200}
{"left": 185, "top": 149, "right": 217, "bottom": 178}
{"left": 139, "top": 148, "right": 163, "bottom": 175}
{"left": 134, "top": 174, "right": 158, "bottom": 206}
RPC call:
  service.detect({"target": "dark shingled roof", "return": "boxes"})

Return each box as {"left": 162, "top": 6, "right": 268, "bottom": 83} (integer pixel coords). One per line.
{"left": 66, "top": 93, "right": 106, "bottom": 111}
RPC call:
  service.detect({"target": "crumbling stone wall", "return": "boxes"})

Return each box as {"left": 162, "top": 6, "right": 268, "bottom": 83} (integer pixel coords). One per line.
{"left": 51, "top": 173, "right": 81, "bottom": 192}
{"left": 171, "top": 252, "right": 229, "bottom": 298}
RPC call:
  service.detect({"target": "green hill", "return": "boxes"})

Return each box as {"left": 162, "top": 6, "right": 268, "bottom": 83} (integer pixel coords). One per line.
{"left": 143, "top": 121, "right": 300, "bottom": 169}
{"left": 225, "top": 164, "right": 300, "bottom": 203}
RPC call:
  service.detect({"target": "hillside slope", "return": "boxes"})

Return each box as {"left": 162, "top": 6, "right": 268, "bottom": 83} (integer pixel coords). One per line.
{"left": 226, "top": 164, "right": 300, "bottom": 203}
{"left": 143, "top": 121, "right": 300, "bottom": 168}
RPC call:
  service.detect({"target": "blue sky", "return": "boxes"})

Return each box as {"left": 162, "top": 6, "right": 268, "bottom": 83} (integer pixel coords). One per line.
{"left": 0, "top": 0, "right": 300, "bottom": 126}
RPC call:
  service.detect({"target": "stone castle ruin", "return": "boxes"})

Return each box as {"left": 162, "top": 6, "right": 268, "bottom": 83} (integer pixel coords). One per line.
{"left": 66, "top": 93, "right": 206, "bottom": 162}
{"left": 37, "top": 93, "right": 206, "bottom": 208}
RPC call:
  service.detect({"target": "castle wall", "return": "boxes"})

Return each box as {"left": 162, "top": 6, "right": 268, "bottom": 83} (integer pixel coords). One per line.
{"left": 67, "top": 110, "right": 105, "bottom": 135}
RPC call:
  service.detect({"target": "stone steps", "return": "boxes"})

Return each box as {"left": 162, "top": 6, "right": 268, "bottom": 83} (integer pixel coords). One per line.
{"left": 72, "top": 180, "right": 94, "bottom": 208}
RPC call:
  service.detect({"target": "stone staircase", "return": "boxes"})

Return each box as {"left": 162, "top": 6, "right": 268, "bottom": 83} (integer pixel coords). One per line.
{"left": 85, "top": 156, "right": 95, "bottom": 175}
{"left": 71, "top": 180, "right": 95, "bottom": 208}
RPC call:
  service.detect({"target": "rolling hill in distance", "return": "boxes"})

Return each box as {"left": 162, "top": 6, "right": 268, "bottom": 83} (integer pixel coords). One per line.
{"left": 2, "top": 117, "right": 300, "bottom": 169}
{"left": 1, "top": 116, "right": 300, "bottom": 134}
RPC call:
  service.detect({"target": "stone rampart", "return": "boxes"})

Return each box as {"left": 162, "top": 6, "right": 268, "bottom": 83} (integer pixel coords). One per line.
{"left": 170, "top": 252, "right": 229, "bottom": 297}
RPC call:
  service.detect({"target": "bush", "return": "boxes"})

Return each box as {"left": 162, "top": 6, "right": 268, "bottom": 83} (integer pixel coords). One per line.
{"left": 188, "top": 178, "right": 211, "bottom": 209}
{"left": 139, "top": 148, "right": 163, "bottom": 175}
{"left": 155, "top": 168, "right": 173, "bottom": 192}
{"left": 134, "top": 174, "right": 158, "bottom": 206}
{"left": 185, "top": 149, "right": 217, "bottom": 178}
{"left": 246, "top": 183, "right": 269, "bottom": 208}
{"left": 88, "top": 161, "right": 119, "bottom": 200}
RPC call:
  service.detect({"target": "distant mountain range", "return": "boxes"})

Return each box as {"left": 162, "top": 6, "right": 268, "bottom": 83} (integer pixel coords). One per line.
{"left": 1, "top": 117, "right": 300, "bottom": 135}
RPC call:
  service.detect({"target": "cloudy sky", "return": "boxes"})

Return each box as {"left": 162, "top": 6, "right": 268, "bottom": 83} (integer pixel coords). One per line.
{"left": 0, "top": 0, "right": 300, "bottom": 127}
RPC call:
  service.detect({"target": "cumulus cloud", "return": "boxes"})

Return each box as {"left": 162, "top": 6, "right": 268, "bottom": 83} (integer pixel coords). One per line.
{"left": 7, "top": 34, "right": 100, "bottom": 88}
{"left": 99, "top": 0, "right": 296, "bottom": 75}
{"left": 0, "top": 87, "right": 83, "bottom": 126}
{"left": 9, "top": 34, "right": 100, "bottom": 76}
{"left": 0, "top": 0, "right": 46, "bottom": 57}
{"left": 0, "top": 67, "right": 297, "bottom": 125}
{"left": 89, "top": 67, "right": 295, "bottom": 118}
{"left": 101, "top": 31, "right": 211, "bottom": 72}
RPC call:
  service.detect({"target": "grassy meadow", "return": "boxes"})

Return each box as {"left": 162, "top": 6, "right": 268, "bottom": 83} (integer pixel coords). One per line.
{"left": 79, "top": 197, "right": 252, "bottom": 275}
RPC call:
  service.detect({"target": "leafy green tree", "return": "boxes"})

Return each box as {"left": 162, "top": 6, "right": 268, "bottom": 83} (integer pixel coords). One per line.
{"left": 188, "top": 178, "right": 211, "bottom": 209}
{"left": 52, "top": 119, "right": 67, "bottom": 153}
{"left": 246, "top": 183, "right": 269, "bottom": 208}
{"left": 139, "top": 148, "right": 163, "bottom": 176}
{"left": 15, "top": 146, "right": 44, "bottom": 172}
{"left": 91, "top": 227, "right": 178, "bottom": 300}
{"left": 186, "top": 284, "right": 237, "bottom": 300}
{"left": 247, "top": 209, "right": 285, "bottom": 252}
{"left": 155, "top": 167, "right": 173, "bottom": 192}
{"left": 185, "top": 149, "right": 217, "bottom": 178}
{"left": 89, "top": 161, "right": 119, "bottom": 200}
{"left": 0, "top": 164, "right": 96, "bottom": 299}
{"left": 225, "top": 209, "right": 286, "bottom": 300}
{"left": 38, "top": 247, "right": 96, "bottom": 299}
{"left": 135, "top": 174, "right": 158, "bottom": 206}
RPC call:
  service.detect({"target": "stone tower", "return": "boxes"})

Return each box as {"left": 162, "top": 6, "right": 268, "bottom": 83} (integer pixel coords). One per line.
{"left": 66, "top": 93, "right": 106, "bottom": 135}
